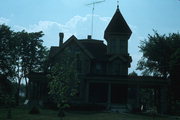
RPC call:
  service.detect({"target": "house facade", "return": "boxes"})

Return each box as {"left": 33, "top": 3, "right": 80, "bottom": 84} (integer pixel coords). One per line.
{"left": 29, "top": 6, "right": 169, "bottom": 113}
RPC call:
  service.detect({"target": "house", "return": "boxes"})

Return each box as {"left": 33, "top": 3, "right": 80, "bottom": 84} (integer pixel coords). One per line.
{"left": 29, "top": 5, "right": 169, "bottom": 113}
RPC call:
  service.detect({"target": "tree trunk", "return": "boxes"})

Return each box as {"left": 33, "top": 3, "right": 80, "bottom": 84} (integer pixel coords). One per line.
{"left": 15, "top": 78, "right": 21, "bottom": 105}
{"left": 25, "top": 77, "right": 29, "bottom": 99}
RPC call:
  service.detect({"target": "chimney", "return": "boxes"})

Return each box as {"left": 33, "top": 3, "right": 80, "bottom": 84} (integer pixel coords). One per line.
{"left": 87, "top": 35, "right": 92, "bottom": 39}
{"left": 59, "top": 32, "right": 64, "bottom": 46}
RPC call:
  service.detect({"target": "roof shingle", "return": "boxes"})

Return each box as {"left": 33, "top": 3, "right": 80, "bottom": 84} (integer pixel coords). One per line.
{"left": 104, "top": 7, "right": 132, "bottom": 39}
{"left": 79, "top": 40, "right": 107, "bottom": 61}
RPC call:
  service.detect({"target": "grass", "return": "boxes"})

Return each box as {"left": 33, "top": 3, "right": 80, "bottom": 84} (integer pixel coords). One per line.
{"left": 0, "top": 107, "right": 179, "bottom": 120}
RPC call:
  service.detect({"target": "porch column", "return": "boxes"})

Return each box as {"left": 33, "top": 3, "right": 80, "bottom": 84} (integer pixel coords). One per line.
{"left": 136, "top": 85, "right": 140, "bottom": 109}
{"left": 107, "top": 83, "right": 111, "bottom": 109}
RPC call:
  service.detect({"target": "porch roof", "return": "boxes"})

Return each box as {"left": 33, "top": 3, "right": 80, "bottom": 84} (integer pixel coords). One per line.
{"left": 84, "top": 75, "right": 170, "bottom": 87}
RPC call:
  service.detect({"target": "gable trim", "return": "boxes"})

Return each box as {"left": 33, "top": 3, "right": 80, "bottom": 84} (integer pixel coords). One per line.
{"left": 51, "top": 35, "right": 94, "bottom": 59}
{"left": 109, "top": 55, "right": 127, "bottom": 62}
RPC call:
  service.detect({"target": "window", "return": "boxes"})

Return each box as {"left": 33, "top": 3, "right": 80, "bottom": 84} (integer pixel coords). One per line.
{"left": 96, "top": 64, "right": 101, "bottom": 71}
{"left": 120, "top": 62, "right": 127, "bottom": 75}
{"left": 119, "top": 40, "right": 127, "bottom": 54}
{"left": 111, "top": 40, "right": 116, "bottom": 53}
{"left": 114, "top": 60, "right": 120, "bottom": 75}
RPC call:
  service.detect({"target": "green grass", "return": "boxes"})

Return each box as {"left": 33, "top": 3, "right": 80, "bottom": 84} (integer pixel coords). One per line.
{"left": 0, "top": 107, "right": 178, "bottom": 120}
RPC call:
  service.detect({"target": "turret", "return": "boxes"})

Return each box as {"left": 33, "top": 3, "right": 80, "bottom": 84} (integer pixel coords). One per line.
{"left": 104, "top": 6, "right": 132, "bottom": 55}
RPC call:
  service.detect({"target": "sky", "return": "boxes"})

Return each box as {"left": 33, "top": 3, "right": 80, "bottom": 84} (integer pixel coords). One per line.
{"left": 0, "top": 0, "right": 180, "bottom": 74}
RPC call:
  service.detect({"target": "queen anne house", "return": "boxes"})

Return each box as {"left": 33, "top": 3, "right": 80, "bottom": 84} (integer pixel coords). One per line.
{"left": 29, "top": 5, "right": 169, "bottom": 113}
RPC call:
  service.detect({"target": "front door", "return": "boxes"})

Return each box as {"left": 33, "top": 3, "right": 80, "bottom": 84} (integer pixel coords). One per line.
{"left": 111, "top": 84, "right": 127, "bottom": 104}
{"left": 89, "top": 83, "right": 108, "bottom": 103}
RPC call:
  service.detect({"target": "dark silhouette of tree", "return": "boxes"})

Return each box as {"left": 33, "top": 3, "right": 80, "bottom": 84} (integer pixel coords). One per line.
{"left": 0, "top": 24, "right": 49, "bottom": 105}
{"left": 0, "top": 24, "right": 16, "bottom": 77}
{"left": 14, "top": 30, "right": 49, "bottom": 104}
{"left": 137, "top": 31, "right": 180, "bottom": 77}
{"left": 0, "top": 25, "right": 16, "bottom": 118}
{"left": 137, "top": 31, "right": 180, "bottom": 104}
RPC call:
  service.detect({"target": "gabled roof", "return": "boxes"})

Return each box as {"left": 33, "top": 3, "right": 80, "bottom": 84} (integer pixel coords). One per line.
{"left": 49, "top": 36, "right": 108, "bottom": 61}
{"left": 79, "top": 40, "right": 107, "bottom": 61}
{"left": 49, "top": 36, "right": 98, "bottom": 60}
{"left": 109, "top": 55, "right": 129, "bottom": 62}
{"left": 108, "top": 54, "right": 132, "bottom": 67}
{"left": 104, "top": 6, "right": 132, "bottom": 39}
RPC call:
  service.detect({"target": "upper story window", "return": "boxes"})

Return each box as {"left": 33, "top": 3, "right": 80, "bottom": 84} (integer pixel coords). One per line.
{"left": 96, "top": 63, "right": 101, "bottom": 71}
{"left": 111, "top": 59, "right": 127, "bottom": 75}
{"left": 111, "top": 40, "right": 116, "bottom": 53}
{"left": 119, "top": 40, "right": 127, "bottom": 54}
{"left": 90, "top": 62, "right": 102, "bottom": 74}
{"left": 113, "top": 60, "right": 120, "bottom": 75}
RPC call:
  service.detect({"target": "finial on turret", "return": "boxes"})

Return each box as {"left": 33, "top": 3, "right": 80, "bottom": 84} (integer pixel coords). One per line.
{"left": 117, "top": 0, "right": 119, "bottom": 9}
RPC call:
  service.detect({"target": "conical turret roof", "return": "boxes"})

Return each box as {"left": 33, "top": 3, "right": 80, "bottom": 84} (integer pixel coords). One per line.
{"left": 104, "top": 6, "right": 132, "bottom": 39}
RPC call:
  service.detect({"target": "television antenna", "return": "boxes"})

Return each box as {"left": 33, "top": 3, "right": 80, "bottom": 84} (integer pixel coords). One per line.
{"left": 86, "top": 0, "right": 105, "bottom": 38}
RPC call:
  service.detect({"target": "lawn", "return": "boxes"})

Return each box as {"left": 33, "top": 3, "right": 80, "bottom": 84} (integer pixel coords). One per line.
{"left": 0, "top": 107, "right": 179, "bottom": 120}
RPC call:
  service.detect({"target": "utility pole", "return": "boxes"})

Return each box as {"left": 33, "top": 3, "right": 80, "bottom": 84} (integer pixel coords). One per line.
{"left": 86, "top": 0, "right": 105, "bottom": 38}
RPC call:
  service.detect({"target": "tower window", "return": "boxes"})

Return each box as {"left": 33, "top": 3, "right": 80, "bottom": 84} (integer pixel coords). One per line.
{"left": 119, "top": 40, "right": 127, "bottom": 54}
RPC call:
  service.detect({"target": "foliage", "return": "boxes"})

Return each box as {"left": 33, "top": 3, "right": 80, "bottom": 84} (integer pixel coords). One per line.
{"left": 0, "top": 24, "right": 49, "bottom": 105}
{"left": 14, "top": 30, "right": 49, "bottom": 103}
{"left": 15, "top": 30, "right": 49, "bottom": 74}
{"left": 137, "top": 31, "right": 180, "bottom": 105}
{"left": 137, "top": 31, "right": 180, "bottom": 78}
{"left": 0, "top": 75, "right": 15, "bottom": 107}
{"left": 0, "top": 24, "right": 16, "bottom": 77}
{"left": 140, "top": 88, "right": 155, "bottom": 109}
{"left": 48, "top": 54, "right": 79, "bottom": 117}
{"left": 29, "top": 106, "right": 40, "bottom": 114}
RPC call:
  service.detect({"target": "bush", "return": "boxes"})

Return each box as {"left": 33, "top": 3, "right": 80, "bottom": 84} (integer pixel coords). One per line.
{"left": 58, "top": 108, "right": 65, "bottom": 117}
{"left": 29, "top": 106, "right": 40, "bottom": 114}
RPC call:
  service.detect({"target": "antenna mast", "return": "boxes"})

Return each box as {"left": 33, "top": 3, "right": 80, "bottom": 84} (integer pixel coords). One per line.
{"left": 86, "top": 0, "right": 105, "bottom": 38}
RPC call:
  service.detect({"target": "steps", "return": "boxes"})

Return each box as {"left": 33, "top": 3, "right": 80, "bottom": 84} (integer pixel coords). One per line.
{"left": 110, "top": 104, "right": 128, "bottom": 113}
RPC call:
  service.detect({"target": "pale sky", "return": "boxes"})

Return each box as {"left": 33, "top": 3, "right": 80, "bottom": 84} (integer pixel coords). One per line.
{"left": 1, "top": 0, "right": 180, "bottom": 74}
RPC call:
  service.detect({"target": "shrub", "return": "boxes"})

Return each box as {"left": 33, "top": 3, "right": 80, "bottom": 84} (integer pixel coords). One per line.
{"left": 29, "top": 106, "right": 40, "bottom": 114}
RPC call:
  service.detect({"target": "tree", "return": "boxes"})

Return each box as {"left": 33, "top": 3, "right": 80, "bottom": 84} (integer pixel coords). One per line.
{"left": 0, "top": 24, "right": 17, "bottom": 118}
{"left": 0, "top": 24, "right": 49, "bottom": 105}
{"left": 0, "top": 24, "right": 49, "bottom": 118}
{"left": 14, "top": 30, "right": 49, "bottom": 104}
{"left": 0, "top": 75, "right": 14, "bottom": 105}
{"left": 0, "top": 24, "right": 16, "bottom": 77}
{"left": 137, "top": 31, "right": 180, "bottom": 77}
{"left": 48, "top": 54, "right": 79, "bottom": 117}
{"left": 137, "top": 31, "right": 180, "bottom": 102}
